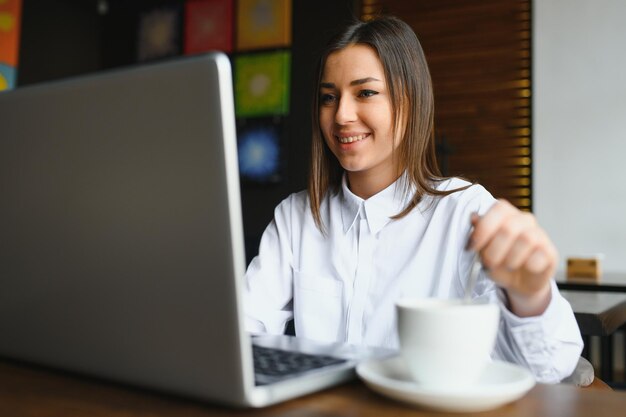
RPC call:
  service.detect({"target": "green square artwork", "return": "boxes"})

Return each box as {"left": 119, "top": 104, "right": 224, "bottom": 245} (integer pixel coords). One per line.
{"left": 234, "top": 51, "right": 290, "bottom": 117}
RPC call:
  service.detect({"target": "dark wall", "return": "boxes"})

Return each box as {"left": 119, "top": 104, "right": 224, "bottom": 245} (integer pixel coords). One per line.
{"left": 16, "top": 0, "right": 358, "bottom": 261}
{"left": 19, "top": 0, "right": 102, "bottom": 85}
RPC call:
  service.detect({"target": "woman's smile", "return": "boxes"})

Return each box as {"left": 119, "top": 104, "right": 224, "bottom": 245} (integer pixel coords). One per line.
{"left": 335, "top": 132, "right": 371, "bottom": 144}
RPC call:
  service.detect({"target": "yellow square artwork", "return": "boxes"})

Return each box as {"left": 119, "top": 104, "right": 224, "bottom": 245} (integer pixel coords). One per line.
{"left": 236, "top": 0, "right": 291, "bottom": 51}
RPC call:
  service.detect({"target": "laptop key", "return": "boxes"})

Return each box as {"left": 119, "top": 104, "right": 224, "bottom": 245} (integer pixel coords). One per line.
{"left": 253, "top": 345, "right": 347, "bottom": 385}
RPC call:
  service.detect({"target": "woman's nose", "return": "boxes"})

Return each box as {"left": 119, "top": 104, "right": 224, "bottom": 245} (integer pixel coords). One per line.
{"left": 334, "top": 97, "right": 357, "bottom": 124}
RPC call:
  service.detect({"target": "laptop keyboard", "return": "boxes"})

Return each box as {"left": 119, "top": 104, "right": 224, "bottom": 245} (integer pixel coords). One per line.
{"left": 253, "top": 345, "right": 348, "bottom": 386}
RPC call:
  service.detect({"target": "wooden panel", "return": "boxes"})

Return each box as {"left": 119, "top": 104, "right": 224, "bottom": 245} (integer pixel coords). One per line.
{"left": 362, "top": 0, "right": 532, "bottom": 210}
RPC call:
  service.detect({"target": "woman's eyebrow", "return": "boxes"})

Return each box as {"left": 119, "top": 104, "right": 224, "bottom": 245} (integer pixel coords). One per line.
{"left": 350, "top": 77, "right": 381, "bottom": 86}
{"left": 319, "top": 77, "right": 382, "bottom": 89}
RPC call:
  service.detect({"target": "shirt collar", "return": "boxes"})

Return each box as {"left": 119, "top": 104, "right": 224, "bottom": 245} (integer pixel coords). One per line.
{"left": 340, "top": 175, "right": 362, "bottom": 234}
{"left": 340, "top": 173, "right": 413, "bottom": 235}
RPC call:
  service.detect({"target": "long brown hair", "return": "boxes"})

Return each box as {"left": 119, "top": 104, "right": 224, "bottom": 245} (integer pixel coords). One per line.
{"left": 308, "top": 16, "right": 469, "bottom": 232}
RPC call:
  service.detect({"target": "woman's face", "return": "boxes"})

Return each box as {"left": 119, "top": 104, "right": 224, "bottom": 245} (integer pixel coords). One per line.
{"left": 319, "top": 44, "right": 402, "bottom": 189}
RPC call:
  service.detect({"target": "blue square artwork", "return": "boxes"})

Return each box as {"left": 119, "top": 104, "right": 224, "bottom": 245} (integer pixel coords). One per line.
{"left": 0, "top": 63, "right": 16, "bottom": 90}
{"left": 237, "top": 119, "right": 283, "bottom": 183}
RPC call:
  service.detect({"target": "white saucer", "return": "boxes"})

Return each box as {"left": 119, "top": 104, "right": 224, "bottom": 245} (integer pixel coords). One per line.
{"left": 356, "top": 356, "right": 535, "bottom": 413}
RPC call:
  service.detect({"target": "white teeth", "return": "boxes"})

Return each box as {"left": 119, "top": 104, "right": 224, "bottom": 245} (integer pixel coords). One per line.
{"left": 337, "top": 134, "right": 367, "bottom": 144}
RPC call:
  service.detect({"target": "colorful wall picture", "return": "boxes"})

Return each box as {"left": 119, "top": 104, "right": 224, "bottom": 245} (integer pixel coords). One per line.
{"left": 137, "top": 5, "right": 182, "bottom": 62}
{"left": 237, "top": 118, "right": 284, "bottom": 183}
{"left": 234, "top": 51, "right": 290, "bottom": 117}
{"left": 0, "top": 0, "right": 22, "bottom": 90}
{"left": 184, "top": 0, "right": 233, "bottom": 54}
{"left": 236, "top": 0, "right": 291, "bottom": 51}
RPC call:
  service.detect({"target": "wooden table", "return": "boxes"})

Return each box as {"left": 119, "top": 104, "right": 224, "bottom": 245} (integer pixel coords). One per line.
{"left": 1, "top": 360, "right": 625, "bottom": 417}
{"left": 560, "top": 290, "right": 626, "bottom": 383}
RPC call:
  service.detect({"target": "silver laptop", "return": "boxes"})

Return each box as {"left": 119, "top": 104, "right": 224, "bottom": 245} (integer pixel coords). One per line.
{"left": 0, "top": 53, "right": 389, "bottom": 407}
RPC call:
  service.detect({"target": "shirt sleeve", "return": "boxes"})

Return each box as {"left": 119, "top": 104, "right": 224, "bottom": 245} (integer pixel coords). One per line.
{"left": 243, "top": 195, "right": 296, "bottom": 335}
{"left": 490, "top": 280, "right": 584, "bottom": 383}
{"left": 456, "top": 184, "right": 583, "bottom": 383}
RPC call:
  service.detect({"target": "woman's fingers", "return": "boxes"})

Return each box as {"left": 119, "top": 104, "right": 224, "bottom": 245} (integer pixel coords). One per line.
{"left": 502, "top": 229, "right": 537, "bottom": 270}
{"left": 470, "top": 199, "right": 558, "bottom": 296}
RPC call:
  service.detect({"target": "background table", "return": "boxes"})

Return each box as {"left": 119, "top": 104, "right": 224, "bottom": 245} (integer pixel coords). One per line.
{"left": 1, "top": 359, "right": 626, "bottom": 417}
{"left": 560, "top": 290, "right": 626, "bottom": 384}
{"left": 557, "top": 271, "right": 626, "bottom": 292}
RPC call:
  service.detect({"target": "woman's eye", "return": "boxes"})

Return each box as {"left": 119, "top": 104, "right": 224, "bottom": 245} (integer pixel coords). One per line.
{"left": 358, "top": 89, "right": 378, "bottom": 98}
{"left": 320, "top": 94, "right": 337, "bottom": 105}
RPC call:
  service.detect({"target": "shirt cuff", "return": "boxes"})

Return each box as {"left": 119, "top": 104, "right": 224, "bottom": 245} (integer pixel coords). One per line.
{"left": 495, "top": 280, "right": 566, "bottom": 383}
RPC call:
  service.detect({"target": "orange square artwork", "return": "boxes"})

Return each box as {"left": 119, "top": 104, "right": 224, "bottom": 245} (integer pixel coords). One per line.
{"left": 236, "top": 0, "right": 291, "bottom": 51}
{"left": 0, "top": 0, "right": 22, "bottom": 90}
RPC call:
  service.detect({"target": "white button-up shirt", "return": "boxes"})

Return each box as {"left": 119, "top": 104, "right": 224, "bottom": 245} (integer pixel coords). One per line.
{"left": 244, "top": 175, "right": 583, "bottom": 383}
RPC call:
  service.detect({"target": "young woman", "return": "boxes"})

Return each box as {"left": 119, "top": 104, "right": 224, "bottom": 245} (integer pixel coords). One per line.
{"left": 244, "top": 16, "right": 582, "bottom": 383}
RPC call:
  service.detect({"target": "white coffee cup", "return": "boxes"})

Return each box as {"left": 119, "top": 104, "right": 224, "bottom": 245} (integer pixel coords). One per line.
{"left": 396, "top": 298, "right": 500, "bottom": 389}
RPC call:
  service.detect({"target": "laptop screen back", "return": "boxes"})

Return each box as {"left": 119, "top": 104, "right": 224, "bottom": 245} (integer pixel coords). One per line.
{"left": 0, "top": 53, "right": 253, "bottom": 402}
